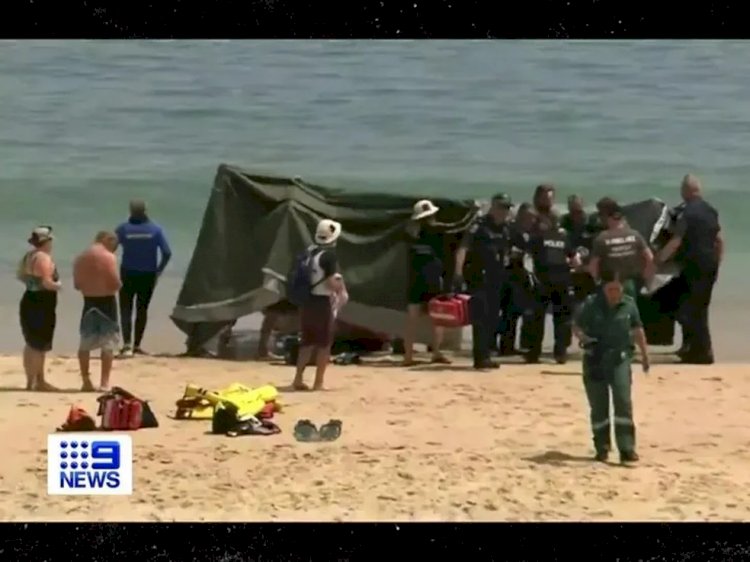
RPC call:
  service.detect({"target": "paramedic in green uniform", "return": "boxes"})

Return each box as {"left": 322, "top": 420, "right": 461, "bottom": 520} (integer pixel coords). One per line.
{"left": 588, "top": 198, "right": 654, "bottom": 300}
{"left": 573, "top": 270, "right": 651, "bottom": 465}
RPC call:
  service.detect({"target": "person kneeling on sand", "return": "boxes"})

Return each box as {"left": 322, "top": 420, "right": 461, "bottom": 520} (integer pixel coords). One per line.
{"left": 291, "top": 219, "right": 344, "bottom": 391}
{"left": 73, "top": 231, "right": 122, "bottom": 392}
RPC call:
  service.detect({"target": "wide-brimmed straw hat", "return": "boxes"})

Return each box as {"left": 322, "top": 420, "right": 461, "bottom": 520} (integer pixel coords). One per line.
{"left": 411, "top": 199, "right": 439, "bottom": 221}
{"left": 315, "top": 219, "right": 342, "bottom": 245}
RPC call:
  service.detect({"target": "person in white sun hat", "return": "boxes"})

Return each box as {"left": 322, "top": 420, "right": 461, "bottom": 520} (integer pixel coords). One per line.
{"left": 402, "top": 199, "right": 452, "bottom": 366}
{"left": 290, "top": 218, "right": 345, "bottom": 391}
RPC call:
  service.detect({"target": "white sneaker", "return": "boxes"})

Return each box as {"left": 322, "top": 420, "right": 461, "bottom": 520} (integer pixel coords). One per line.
{"left": 119, "top": 346, "right": 133, "bottom": 358}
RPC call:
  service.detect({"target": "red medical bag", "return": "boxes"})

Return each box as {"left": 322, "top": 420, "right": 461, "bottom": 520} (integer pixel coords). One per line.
{"left": 100, "top": 397, "right": 143, "bottom": 430}
{"left": 428, "top": 294, "right": 472, "bottom": 327}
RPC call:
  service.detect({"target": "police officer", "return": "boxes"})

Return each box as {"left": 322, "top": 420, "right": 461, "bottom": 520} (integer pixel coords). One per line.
{"left": 454, "top": 194, "right": 513, "bottom": 370}
{"left": 573, "top": 270, "right": 651, "bottom": 465}
{"left": 525, "top": 216, "right": 579, "bottom": 364}
{"left": 560, "top": 195, "right": 588, "bottom": 249}
{"left": 497, "top": 202, "right": 536, "bottom": 356}
{"left": 589, "top": 198, "right": 654, "bottom": 300}
{"left": 655, "top": 174, "right": 723, "bottom": 365}
{"left": 561, "top": 195, "right": 596, "bottom": 309}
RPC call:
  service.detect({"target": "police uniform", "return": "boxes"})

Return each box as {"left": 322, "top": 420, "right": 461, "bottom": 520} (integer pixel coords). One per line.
{"left": 562, "top": 212, "right": 597, "bottom": 308}
{"left": 497, "top": 222, "right": 532, "bottom": 355}
{"left": 460, "top": 215, "right": 512, "bottom": 368}
{"left": 526, "top": 226, "right": 575, "bottom": 363}
{"left": 670, "top": 198, "right": 721, "bottom": 362}
{"left": 575, "top": 291, "right": 642, "bottom": 462}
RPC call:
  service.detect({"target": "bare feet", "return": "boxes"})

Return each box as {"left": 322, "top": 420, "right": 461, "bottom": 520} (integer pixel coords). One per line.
{"left": 291, "top": 381, "right": 310, "bottom": 391}
{"left": 430, "top": 354, "right": 452, "bottom": 365}
{"left": 81, "top": 377, "right": 96, "bottom": 392}
{"left": 312, "top": 383, "right": 325, "bottom": 391}
{"left": 402, "top": 358, "right": 418, "bottom": 367}
{"left": 35, "top": 380, "right": 59, "bottom": 392}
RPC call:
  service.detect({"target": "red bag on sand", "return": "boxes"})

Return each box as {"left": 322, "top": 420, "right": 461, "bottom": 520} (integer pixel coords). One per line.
{"left": 100, "top": 397, "right": 143, "bottom": 430}
{"left": 428, "top": 294, "right": 472, "bottom": 328}
{"left": 96, "top": 387, "right": 159, "bottom": 430}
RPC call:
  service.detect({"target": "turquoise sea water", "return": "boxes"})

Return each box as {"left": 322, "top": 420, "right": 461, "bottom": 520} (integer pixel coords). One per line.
{"left": 0, "top": 40, "right": 747, "bottom": 354}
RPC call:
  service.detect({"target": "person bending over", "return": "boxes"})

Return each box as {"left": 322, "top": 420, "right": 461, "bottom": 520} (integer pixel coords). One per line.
{"left": 115, "top": 199, "right": 172, "bottom": 356}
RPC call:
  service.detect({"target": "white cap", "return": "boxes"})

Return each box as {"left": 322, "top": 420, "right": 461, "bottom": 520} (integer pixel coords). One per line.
{"left": 411, "top": 199, "right": 439, "bottom": 221}
{"left": 315, "top": 219, "right": 342, "bottom": 245}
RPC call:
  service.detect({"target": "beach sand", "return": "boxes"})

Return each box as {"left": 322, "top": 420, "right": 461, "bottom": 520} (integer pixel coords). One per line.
{"left": 1, "top": 352, "right": 749, "bottom": 522}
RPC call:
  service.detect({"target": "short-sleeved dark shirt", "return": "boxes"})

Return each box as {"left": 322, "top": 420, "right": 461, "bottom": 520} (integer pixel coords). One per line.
{"left": 561, "top": 212, "right": 590, "bottom": 249}
{"left": 591, "top": 227, "right": 648, "bottom": 280}
{"left": 575, "top": 292, "right": 642, "bottom": 357}
{"left": 671, "top": 198, "right": 720, "bottom": 269}
{"left": 460, "top": 215, "right": 512, "bottom": 283}
{"left": 406, "top": 223, "right": 445, "bottom": 285}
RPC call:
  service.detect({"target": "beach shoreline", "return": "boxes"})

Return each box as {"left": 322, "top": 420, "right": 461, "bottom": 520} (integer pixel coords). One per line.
{"left": 0, "top": 275, "right": 747, "bottom": 361}
{"left": 1, "top": 353, "right": 749, "bottom": 522}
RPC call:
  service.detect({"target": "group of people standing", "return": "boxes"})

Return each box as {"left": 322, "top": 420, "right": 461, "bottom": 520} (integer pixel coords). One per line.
{"left": 401, "top": 173, "right": 721, "bottom": 464}
{"left": 404, "top": 174, "right": 722, "bottom": 370}
{"left": 17, "top": 200, "right": 172, "bottom": 392}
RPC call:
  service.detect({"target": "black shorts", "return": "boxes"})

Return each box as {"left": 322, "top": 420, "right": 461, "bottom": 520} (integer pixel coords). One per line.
{"left": 407, "top": 276, "right": 442, "bottom": 305}
{"left": 19, "top": 290, "right": 57, "bottom": 352}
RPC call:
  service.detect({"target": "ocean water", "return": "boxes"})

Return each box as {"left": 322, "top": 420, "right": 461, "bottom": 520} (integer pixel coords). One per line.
{"left": 1, "top": 40, "right": 747, "bottom": 354}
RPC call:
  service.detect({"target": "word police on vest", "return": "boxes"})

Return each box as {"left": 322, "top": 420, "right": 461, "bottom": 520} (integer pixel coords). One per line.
{"left": 47, "top": 434, "right": 133, "bottom": 495}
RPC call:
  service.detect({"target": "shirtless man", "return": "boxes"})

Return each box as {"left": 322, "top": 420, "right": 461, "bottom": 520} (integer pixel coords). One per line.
{"left": 73, "top": 231, "right": 122, "bottom": 391}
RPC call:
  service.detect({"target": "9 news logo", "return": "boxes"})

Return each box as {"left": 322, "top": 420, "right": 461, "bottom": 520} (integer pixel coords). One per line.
{"left": 47, "top": 434, "right": 133, "bottom": 495}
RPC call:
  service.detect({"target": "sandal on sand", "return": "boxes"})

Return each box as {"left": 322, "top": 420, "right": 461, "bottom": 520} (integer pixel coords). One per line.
{"left": 318, "top": 419, "right": 343, "bottom": 442}
{"left": 293, "top": 419, "right": 319, "bottom": 442}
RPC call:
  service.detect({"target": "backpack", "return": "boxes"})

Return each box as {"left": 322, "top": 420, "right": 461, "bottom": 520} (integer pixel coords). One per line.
{"left": 286, "top": 247, "right": 324, "bottom": 306}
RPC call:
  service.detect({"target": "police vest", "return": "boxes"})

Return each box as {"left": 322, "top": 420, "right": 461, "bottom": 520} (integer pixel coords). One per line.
{"left": 472, "top": 218, "right": 511, "bottom": 276}
{"left": 533, "top": 229, "right": 570, "bottom": 275}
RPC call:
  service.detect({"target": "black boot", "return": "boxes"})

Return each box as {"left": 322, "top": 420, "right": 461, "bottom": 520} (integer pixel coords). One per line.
{"left": 620, "top": 450, "right": 640, "bottom": 465}
{"left": 474, "top": 359, "right": 499, "bottom": 370}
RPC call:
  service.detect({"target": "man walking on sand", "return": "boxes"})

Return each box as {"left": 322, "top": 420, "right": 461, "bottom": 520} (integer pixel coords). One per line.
{"left": 115, "top": 199, "right": 172, "bottom": 356}
{"left": 73, "top": 231, "right": 122, "bottom": 391}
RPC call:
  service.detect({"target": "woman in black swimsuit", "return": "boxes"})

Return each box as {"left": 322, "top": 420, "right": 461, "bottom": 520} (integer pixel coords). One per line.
{"left": 17, "top": 226, "right": 62, "bottom": 391}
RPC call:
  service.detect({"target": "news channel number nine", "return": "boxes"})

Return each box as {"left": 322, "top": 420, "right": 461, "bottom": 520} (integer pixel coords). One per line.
{"left": 47, "top": 434, "right": 133, "bottom": 495}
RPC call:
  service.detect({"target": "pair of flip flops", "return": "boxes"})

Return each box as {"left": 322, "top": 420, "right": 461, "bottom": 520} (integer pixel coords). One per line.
{"left": 293, "top": 419, "right": 342, "bottom": 442}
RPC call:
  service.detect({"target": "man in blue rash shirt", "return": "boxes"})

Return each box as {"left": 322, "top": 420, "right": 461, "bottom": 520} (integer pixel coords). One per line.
{"left": 115, "top": 200, "right": 172, "bottom": 356}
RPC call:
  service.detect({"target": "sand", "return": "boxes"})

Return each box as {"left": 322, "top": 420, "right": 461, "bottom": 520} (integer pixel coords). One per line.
{"left": 1, "top": 352, "right": 749, "bottom": 522}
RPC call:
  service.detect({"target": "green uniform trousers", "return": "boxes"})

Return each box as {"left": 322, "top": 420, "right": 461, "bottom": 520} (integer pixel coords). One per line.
{"left": 582, "top": 360, "right": 636, "bottom": 454}
{"left": 622, "top": 278, "right": 638, "bottom": 301}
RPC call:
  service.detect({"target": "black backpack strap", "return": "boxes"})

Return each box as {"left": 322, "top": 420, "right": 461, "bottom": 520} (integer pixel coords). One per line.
{"left": 308, "top": 248, "right": 327, "bottom": 289}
